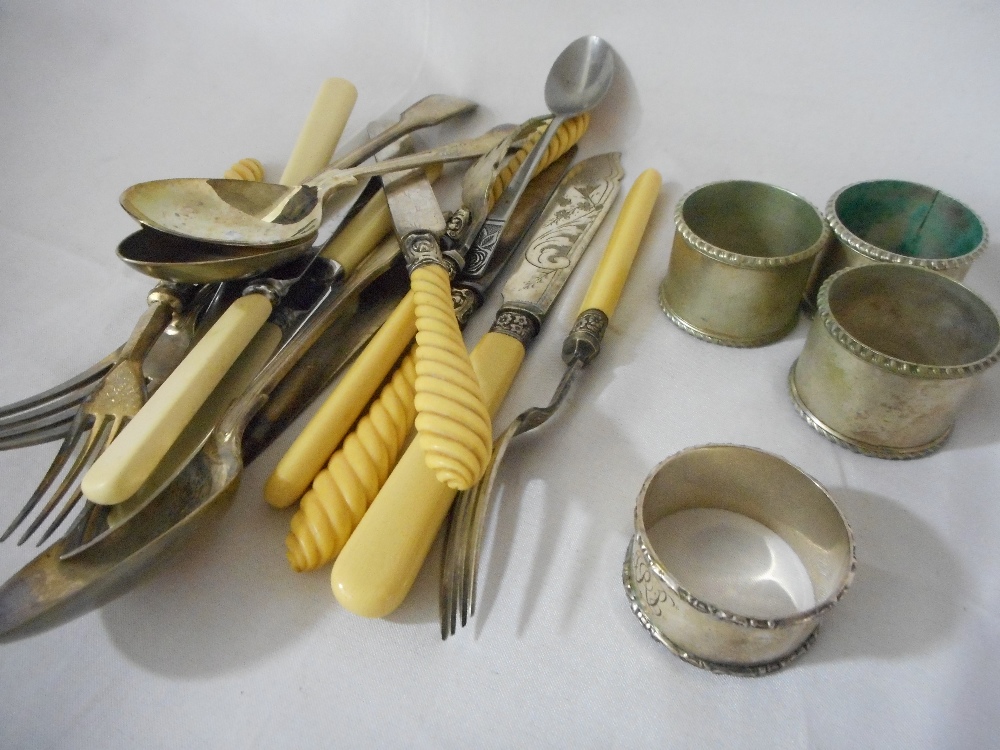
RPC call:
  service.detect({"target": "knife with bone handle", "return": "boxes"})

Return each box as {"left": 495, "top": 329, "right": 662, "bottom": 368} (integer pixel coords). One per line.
{"left": 282, "top": 149, "right": 577, "bottom": 572}
{"left": 262, "top": 116, "right": 589, "bottom": 509}
{"left": 329, "top": 152, "right": 624, "bottom": 618}
{"left": 380, "top": 159, "right": 493, "bottom": 492}
{"left": 80, "top": 100, "right": 476, "bottom": 507}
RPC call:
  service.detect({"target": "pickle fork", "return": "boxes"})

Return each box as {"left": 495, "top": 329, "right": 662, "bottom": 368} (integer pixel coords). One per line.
{"left": 441, "top": 169, "right": 661, "bottom": 636}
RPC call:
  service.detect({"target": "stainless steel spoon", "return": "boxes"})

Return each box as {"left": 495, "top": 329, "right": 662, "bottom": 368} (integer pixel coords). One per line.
{"left": 460, "top": 35, "right": 615, "bottom": 271}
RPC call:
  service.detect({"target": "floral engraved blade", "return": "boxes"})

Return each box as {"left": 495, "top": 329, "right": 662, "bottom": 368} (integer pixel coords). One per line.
{"left": 499, "top": 153, "right": 624, "bottom": 320}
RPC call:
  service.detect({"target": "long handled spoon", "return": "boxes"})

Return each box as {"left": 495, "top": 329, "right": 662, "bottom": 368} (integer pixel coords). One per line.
{"left": 119, "top": 127, "right": 513, "bottom": 249}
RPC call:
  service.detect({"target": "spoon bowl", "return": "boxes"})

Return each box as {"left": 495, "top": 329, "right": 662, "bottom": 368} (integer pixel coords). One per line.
{"left": 544, "top": 35, "right": 615, "bottom": 115}
{"left": 117, "top": 227, "right": 316, "bottom": 284}
{"left": 119, "top": 127, "right": 514, "bottom": 249}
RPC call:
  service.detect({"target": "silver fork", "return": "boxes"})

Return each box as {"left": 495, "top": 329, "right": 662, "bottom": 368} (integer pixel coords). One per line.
{"left": 440, "top": 360, "right": 582, "bottom": 638}
{"left": 0, "top": 290, "right": 182, "bottom": 544}
{"left": 0, "top": 280, "right": 228, "bottom": 451}
{"left": 439, "top": 167, "right": 661, "bottom": 637}
{"left": 0, "top": 352, "right": 117, "bottom": 450}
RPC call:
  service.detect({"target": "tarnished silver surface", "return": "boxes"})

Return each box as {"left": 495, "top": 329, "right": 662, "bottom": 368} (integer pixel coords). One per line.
{"left": 499, "top": 153, "right": 624, "bottom": 326}
{"left": 623, "top": 444, "right": 855, "bottom": 676}
{"left": 0, "top": 238, "right": 404, "bottom": 639}
{"left": 119, "top": 129, "right": 512, "bottom": 248}
{"left": 790, "top": 263, "right": 1000, "bottom": 458}
{"left": 659, "top": 180, "right": 828, "bottom": 347}
{"left": 441, "top": 153, "right": 625, "bottom": 638}
{"left": 805, "top": 179, "right": 989, "bottom": 306}
{"left": 560, "top": 308, "right": 609, "bottom": 365}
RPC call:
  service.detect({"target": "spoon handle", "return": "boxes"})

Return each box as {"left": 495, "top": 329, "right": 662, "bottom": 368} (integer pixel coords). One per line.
{"left": 309, "top": 127, "right": 515, "bottom": 195}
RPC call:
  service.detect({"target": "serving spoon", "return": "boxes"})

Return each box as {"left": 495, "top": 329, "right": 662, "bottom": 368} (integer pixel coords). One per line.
{"left": 119, "top": 127, "right": 512, "bottom": 248}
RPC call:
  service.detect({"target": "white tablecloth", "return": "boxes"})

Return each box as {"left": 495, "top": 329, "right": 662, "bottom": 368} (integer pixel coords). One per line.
{"left": 2, "top": 2, "right": 998, "bottom": 747}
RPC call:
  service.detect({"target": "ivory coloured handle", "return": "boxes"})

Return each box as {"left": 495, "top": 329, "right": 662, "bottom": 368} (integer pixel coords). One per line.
{"left": 279, "top": 78, "right": 358, "bottom": 186}
{"left": 330, "top": 331, "right": 526, "bottom": 617}
{"left": 578, "top": 168, "right": 661, "bottom": 316}
{"left": 82, "top": 294, "right": 274, "bottom": 505}
{"left": 263, "top": 290, "right": 417, "bottom": 508}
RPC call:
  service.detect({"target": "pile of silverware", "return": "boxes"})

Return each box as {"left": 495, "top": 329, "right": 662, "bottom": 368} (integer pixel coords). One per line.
{"left": 0, "top": 36, "right": 661, "bottom": 641}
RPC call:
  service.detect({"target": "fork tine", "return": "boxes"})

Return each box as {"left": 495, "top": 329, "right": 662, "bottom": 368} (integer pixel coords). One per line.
{"left": 0, "top": 412, "right": 90, "bottom": 542}
{"left": 463, "top": 423, "right": 519, "bottom": 621}
{"left": 0, "top": 352, "right": 116, "bottom": 424}
{"left": 36, "top": 486, "right": 85, "bottom": 546}
{"left": 439, "top": 502, "right": 459, "bottom": 639}
{"left": 15, "top": 416, "right": 113, "bottom": 545}
{"left": 452, "top": 486, "right": 475, "bottom": 627}
{"left": 0, "top": 404, "right": 81, "bottom": 444}
{"left": 0, "top": 416, "right": 77, "bottom": 451}
{"left": 0, "top": 390, "right": 93, "bottom": 430}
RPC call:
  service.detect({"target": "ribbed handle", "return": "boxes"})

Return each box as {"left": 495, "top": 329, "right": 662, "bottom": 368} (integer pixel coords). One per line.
{"left": 330, "top": 331, "right": 526, "bottom": 617}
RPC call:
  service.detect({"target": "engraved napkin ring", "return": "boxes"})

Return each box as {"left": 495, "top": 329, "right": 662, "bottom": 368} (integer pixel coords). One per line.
{"left": 623, "top": 445, "right": 855, "bottom": 676}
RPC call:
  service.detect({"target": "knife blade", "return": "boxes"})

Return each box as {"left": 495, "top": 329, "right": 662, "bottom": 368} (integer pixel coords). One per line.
{"left": 330, "top": 152, "right": 625, "bottom": 618}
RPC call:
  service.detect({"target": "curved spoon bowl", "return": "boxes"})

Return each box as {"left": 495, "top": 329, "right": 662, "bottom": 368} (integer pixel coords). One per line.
{"left": 117, "top": 228, "right": 316, "bottom": 284}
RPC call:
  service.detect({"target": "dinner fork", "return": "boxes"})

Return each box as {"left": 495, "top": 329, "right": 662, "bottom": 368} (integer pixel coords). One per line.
{"left": 440, "top": 168, "right": 661, "bottom": 636}
{"left": 0, "top": 284, "right": 199, "bottom": 545}
{"left": 0, "top": 352, "right": 117, "bottom": 450}
{"left": 440, "top": 359, "right": 582, "bottom": 633}
{"left": 0, "top": 282, "right": 225, "bottom": 452}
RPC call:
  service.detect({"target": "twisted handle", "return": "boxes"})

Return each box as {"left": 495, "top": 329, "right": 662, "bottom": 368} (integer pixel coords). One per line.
{"left": 410, "top": 113, "right": 591, "bottom": 490}
{"left": 410, "top": 263, "right": 492, "bottom": 490}
{"left": 286, "top": 349, "right": 417, "bottom": 571}
{"left": 280, "top": 115, "right": 591, "bottom": 570}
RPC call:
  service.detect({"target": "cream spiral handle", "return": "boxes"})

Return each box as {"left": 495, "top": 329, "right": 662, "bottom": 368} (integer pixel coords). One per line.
{"left": 282, "top": 115, "right": 591, "bottom": 570}
{"left": 410, "top": 263, "right": 492, "bottom": 490}
{"left": 411, "top": 113, "right": 592, "bottom": 490}
{"left": 223, "top": 158, "right": 265, "bottom": 182}
{"left": 286, "top": 349, "right": 417, "bottom": 571}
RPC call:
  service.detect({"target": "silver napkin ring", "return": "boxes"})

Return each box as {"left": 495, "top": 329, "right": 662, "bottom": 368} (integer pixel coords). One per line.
{"left": 623, "top": 444, "right": 855, "bottom": 676}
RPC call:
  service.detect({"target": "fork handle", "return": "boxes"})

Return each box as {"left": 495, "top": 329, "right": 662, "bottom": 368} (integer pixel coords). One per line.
{"left": 330, "top": 330, "right": 525, "bottom": 617}
{"left": 81, "top": 293, "right": 274, "bottom": 505}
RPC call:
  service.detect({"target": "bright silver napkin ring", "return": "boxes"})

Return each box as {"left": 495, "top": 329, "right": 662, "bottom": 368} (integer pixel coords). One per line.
{"left": 623, "top": 444, "right": 855, "bottom": 676}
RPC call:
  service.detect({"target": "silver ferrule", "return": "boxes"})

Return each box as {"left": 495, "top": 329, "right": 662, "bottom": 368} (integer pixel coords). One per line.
{"left": 561, "top": 308, "right": 609, "bottom": 365}
{"left": 445, "top": 208, "right": 471, "bottom": 243}
{"left": 489, "top": 308, "right": 540, "bottom": 347}
{"left": 402, "top": 232, "right": 447, "bottom": 275}
{"left": 452, "top": 286, "right": 478, "bottom": 328}
{"left": 242, "top": 279, "right": 286, "bottom": 306}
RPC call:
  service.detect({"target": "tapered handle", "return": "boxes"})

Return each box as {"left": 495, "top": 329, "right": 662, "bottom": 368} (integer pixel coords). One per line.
{"left": 578, "top": 169, "right": 661, "bottom": 316}
{"left": 280, "top": 78, "right": 357, "bottom": 186}
{"left": 330, "top": 331, "right": 526, "bottom": 618}
{"left": 263, "top": 289, "right": 416, "bottom": 508}
{"left": 82, "top": 293, "right": 274, "bottom": 505}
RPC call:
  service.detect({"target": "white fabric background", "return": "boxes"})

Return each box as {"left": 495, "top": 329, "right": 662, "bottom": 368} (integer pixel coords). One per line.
{"left": 1, "top": 1, "right": 998, "bottom": 747}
